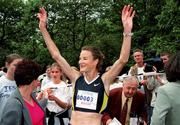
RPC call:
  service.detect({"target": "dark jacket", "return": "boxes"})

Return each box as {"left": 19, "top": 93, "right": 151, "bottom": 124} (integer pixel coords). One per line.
{"left": 102, "top": 87, "right": 147, "bottom": 125}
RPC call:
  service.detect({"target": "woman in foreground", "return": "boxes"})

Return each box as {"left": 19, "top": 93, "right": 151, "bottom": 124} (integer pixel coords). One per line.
{"left": 0, "top": 59, "right": 45, "bottom": 125}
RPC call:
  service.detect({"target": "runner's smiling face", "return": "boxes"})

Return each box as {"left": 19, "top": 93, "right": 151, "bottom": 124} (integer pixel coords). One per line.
{"left": 79, "top": 50, "right": 98, "bottom": 73}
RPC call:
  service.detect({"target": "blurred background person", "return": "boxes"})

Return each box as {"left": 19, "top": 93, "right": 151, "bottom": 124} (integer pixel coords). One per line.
{"left": 0, "top": 53, "right": 22, "bottom": 118}
{"left": 109, "top": 76, "right": 124, "bottom": 90}
{"left": 141, "top": 51, "right": 171, "bottom": 123}
{"left": 0, "top": 67, "right": 7, "bottom": 77}
{"left": 105, "top": 66, "right": 128, "bottom": 90}
{"left": 0, "top": 59, "right": 45, "bottom": 125}
{"left": 38, "top": 63, "right": 72, "bottom": 125}
{"left": 160, "top": 52, "right": 171, "bottom": 67}
{"left": 151, "top": 51, "right": 180, "bottom": 125}
{"left": 154, "top": 52, "right": 171, "bottom": 85}
{"left": 146, "top": 73, "right": 167, "bottom": 123}
{"left": 38, "top": 65, "right": 52, "bottom": 89}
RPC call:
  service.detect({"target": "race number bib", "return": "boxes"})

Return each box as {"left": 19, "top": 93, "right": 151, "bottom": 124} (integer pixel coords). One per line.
{"left": 76, "top": 90, "right": 98, "bottom": 110}
{"left": 130, "top": 117, "right": 138, "bottom": 125}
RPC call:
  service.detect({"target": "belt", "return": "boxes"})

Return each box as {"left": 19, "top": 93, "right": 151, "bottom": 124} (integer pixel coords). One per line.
{"left": 46, "top": 108, "right": 69, "bottom": 125}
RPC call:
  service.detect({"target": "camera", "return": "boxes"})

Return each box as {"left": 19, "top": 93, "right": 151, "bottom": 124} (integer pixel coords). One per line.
{"left": 144, "top": 64, "right": 153, "bottom": 72}
{"left": 145, "top": 57, "right": 164, "bottom": 73}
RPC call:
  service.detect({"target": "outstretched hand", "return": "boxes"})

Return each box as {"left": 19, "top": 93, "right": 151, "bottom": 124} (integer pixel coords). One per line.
{"left": 121, "top": 5, "right": 135, "bottom": 33}
{"left": 37, "top": 7, "right": 47, "bottom": 29}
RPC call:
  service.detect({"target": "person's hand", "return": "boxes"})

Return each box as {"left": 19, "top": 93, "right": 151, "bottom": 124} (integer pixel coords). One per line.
{"left": 48, "top": 94, "right": 56, "bottom": 101}
{"left": 143, "top": 121, "right": 147, "bottom": 125}
{"left": 141, "top": 79, "right": 148, "bottom": 85}
{"left": 37, "top": 7, "right": 47, "bottom": 29}
{"left": 36, "top": 92, "right": 44, "bottom": 100}
{"left": 106, "top": 119, "right": 112, "bottom": 125}
{"left": 121, "top": 5, "right": 135, "bottom": 33}
{"left": 45, "top": 88, "right": 53, "bottom": 95}
{"left": 156, "top": 75, "right": 165, "bottom": 85}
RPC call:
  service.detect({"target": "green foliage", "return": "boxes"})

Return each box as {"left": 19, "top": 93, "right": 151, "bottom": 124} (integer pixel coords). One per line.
{"left": 0, "top": 0, "right": 24, "bottom": 65}
{"left": 147, "top": 0, "right": 180, "bottom": 55}
{"left": 0, "top": 0, "right": 179, "bottom": 71}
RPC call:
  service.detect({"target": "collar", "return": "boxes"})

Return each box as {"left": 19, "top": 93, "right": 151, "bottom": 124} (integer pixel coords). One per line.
{"left": 84, "top": 74, "right": 100, "bottom": 84}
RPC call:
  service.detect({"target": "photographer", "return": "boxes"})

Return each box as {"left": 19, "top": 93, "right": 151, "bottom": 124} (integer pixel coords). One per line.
{"left": 144, "top": 53, "right": 170, "bottom": 124}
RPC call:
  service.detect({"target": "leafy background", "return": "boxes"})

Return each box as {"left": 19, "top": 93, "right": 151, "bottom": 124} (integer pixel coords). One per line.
{"left": 0, "top": 0, "right": 179, "bottom": 73}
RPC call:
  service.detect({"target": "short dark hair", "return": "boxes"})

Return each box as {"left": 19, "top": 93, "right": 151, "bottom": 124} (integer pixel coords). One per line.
{"left": 81, "top": 46, "right": 104, "bottom": 72}
{"left": 165, "top": 51, "right": 180, "bottom": 82}
{"left": 160, "top": 52, "right": 171, "bottom": 58}
{"left": 14, "top": 59, "right": 41, "bottom": 86}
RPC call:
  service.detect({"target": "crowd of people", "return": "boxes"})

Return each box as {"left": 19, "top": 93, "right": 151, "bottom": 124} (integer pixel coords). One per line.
{"left": 0, "top": 4, "right": 179, "bottom": 125}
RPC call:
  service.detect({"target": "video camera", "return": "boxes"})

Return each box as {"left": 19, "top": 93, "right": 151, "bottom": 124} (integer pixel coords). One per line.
{"left": 144, "top": 57, "right": 164, "bottom": 73}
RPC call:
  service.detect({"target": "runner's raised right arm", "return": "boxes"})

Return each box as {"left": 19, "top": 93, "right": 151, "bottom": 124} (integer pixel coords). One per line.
{"left": 38, "top": 8, "right": 80, "bottom": 83}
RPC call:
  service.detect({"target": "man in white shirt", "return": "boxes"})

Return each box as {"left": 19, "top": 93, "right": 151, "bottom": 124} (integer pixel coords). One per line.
{"left": 128, "top": 49, "right": 154, "bottom": 125}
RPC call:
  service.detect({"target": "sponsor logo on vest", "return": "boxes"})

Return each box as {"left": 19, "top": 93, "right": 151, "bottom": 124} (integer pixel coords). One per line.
{"left": 94, "top": 83, "right": 100, "bottom": 87}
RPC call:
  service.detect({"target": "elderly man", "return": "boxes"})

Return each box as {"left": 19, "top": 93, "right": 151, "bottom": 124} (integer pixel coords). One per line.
{"left": 102, "top": 76, "right": 147, "bottom": 125}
